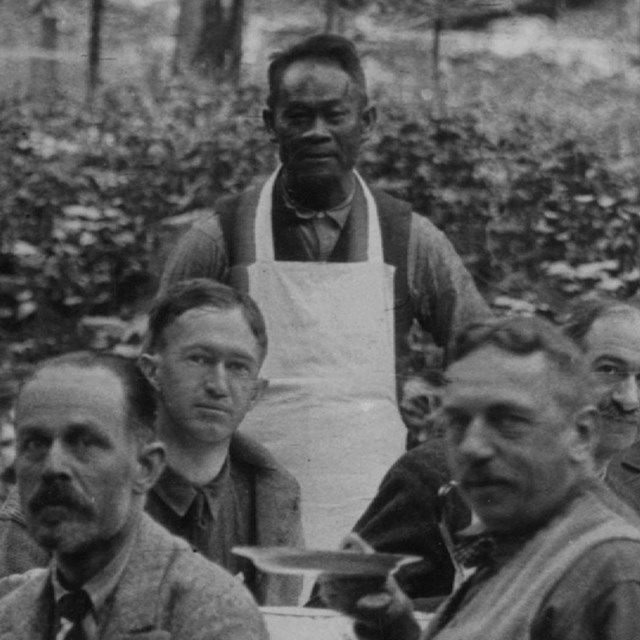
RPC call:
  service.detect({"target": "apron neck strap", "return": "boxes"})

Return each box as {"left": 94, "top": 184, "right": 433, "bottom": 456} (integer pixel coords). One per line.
{"left": 254, "top": 168, "right": 384, "bottom": 263}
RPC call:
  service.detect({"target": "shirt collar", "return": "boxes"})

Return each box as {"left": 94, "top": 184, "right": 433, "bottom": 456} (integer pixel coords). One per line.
{"left": 51, "top": 521, "right": 137, "bottom": 617}
{"left": 278, "top": 174, "right": 355, "bottom": 230}
{"left": 152, "top": 459, "right": 231, "bottom": 518}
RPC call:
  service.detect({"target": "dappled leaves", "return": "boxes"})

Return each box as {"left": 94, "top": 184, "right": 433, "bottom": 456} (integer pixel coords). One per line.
{"left": 2, "top": 84, "right": 640, "bottom": 364}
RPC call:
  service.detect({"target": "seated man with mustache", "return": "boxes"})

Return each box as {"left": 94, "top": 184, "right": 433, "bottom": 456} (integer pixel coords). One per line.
{"left": 564, "top": 297, "right": 640, "bottom": 513}
{"left": 320, "top": 316, "right": 640, "bottom": 640}
{"left": 0, "top": 352, "right": 267, "bottom": 639}
{"left": 320, "top": 297, "right": 640, "bottom": 609}
{"left": 0, "top": 280, "right": 303, "bottom": 606}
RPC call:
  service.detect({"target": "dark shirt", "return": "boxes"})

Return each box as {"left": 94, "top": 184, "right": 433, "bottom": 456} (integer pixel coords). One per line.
{"left": 145, "top": 459, "right": 256, "bottom": 586}
{"left": 280, "top": 176, "right": 353, "bottom": 261}
{"left": 353, "top": 439, "right": 470, "bottom": 600}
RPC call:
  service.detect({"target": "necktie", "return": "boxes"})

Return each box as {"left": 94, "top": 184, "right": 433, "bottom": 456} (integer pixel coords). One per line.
{"left": 57, "top": 589, "right": 92, "bottom": 640}
{"left": 452, "top": 532, "right": 497, "bottom": 568}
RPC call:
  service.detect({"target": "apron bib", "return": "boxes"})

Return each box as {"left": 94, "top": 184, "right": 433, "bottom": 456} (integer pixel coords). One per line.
{"left": 239, "top": 169, "right": 406, "bottom": 549}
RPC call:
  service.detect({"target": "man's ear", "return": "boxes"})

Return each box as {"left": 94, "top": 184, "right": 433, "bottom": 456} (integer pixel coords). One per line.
{"left": 132, "top": 441, "right": 166, "bottom": 495}
{"left": 263, "top": 109, "right": 277, "bottom": 143}
{"left": 361, "top": 104, "right": 377, "bottom": 142}
{"left": 567, "top": 405, "right": 598, "bottom": 464}
{"left": 249, "top": 378, "right": 269, "bottom": 410}
{"left": 138, "top": 353, "right": 161, "bottom": 393}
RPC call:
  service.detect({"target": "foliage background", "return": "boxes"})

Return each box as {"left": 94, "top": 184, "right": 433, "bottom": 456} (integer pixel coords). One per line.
{"left": 2, "top": 0, "right": 640, "bottom": 371}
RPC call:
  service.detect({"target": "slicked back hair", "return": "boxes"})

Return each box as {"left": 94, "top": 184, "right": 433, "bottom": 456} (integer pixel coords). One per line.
{"left": 267, "top": 34, "right": 368, "bottom": 110}
{"left": 563, "top": 297, "right": 640, "bottom": 349}
{"left": 18, "top": 351, "right": 156, "bottom": 445}
{"left": 451, "top": 315, "right": 591, "bottom": 413}
{"left": 145, "top": 278, "right": 268, "bottom": 362}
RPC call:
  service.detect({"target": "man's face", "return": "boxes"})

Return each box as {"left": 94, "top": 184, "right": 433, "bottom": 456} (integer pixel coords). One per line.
{"left": 584, "top": 312, "right": 640, "bottom": 458}
{"left": 15, "top": 366, "right": 140, "bottom": 554}
{"left": 442, "top": 346, "right": 586, "bottom": 533}
{"left": 264, "top": 59, "right": 375, "bottom": 187}
{"left": 147, "top": 306, "right": 264, "bottom": 447}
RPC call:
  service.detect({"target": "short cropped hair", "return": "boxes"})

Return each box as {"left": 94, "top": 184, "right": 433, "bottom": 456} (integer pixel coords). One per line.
{"left": 563, "top": 296, "right": 640, "bottom": 349}
{"left": 145, "top": 279, "right": 268, "bottom": 361}
{"left": 451, "top": 315, "right": 590, "bottom": 410}
{"left": 19, "top": 351, "right": 156, "bottom": 444}
{"left": 267, "top": 34, "right": 368, "bottom": 109}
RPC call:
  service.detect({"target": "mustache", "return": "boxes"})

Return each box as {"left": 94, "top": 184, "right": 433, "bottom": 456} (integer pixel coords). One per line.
{"left": 597, "top": 398, "right": 640, "bottom": 424}
{"left": 28, "top": 481, "right": 93, "bottom": 517}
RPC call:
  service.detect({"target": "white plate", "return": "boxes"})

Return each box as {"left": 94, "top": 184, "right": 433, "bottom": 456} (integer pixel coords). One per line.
{"left": 232, "top": 546, "right": 422, "bottom": 576}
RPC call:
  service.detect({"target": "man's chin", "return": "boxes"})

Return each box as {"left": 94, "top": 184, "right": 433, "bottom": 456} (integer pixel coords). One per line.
{"left": 29, "top": 515, "right": 87, "bottom": 552}
{"left": 599, "top": 420, "right": 639, "bottom": 453}
{"left": 284, "top": 168, "right": 346, "bottom": 191}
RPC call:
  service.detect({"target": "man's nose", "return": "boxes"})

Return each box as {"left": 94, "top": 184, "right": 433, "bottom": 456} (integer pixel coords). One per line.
{"left": 203, "top": 363, "right": 230, "bottom": 396}
{"left": 303, "top": 115, "right": 331, "bottom": 139}
{"left": 42, "top": 440, "right": 71, "bottom": 477}
{"left": 457, "top": 417, "right": 495, "bottom": 461}
{"left": 612, "top": 375, "right": 640, "bottom": 413}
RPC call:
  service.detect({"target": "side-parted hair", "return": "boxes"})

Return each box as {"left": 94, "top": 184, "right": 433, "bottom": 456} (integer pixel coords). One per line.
{"left": 451, "top": 315, "right": 591, "bottom": 411}
{"left": 563, "top": 296, "right": 640, "bottom": 348}
{"left": 18, "top": 351, "right": 156, "bottom": 444}
{"left": 144, "top": 278, "right": 268, "bottom": 361}
{"left": 267, "top": 34, "right": 368, "bottom": 109}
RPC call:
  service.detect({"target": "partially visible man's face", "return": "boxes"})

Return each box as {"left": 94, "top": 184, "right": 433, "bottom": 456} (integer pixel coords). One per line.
{"left": 15, "top": 366, "right": 140, "bottom": 554}
{"left": 0, "top": 412, "right": 16, "bottom": 474}
{"left": 442, "top": 346, "right": 586, "bottom": 533}
{"left": 265, "top": 59, "right": 374, "bottom": 188}
{"left": 583, "top": 312, "right": 640, "bottom": 459}
{"left": 148, "top": 306, "right": 264, "bottom": 448}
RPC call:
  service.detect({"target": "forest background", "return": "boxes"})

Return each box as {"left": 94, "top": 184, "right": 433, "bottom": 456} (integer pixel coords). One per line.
{"left": 2, "top": 0, "right": 640, "bottom": 383}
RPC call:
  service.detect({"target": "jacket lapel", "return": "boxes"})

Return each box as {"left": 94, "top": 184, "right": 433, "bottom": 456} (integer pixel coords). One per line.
{"left": 100, "top": 516, "right": 175, "bottom": 638}
{"left": 3, "top": 569, "right": 54, "bottom": 640}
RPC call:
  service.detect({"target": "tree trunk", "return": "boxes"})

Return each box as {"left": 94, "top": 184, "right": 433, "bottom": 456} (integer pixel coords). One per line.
{"left": 325, "top": 0, "right": 337, "bottom": 31}
{"left": 431, "top": 0, "right": 445, "bottom": 118}
{"left": 29, "top": 11, "right": 58, "bottom": 103}
{"left": 87, "top": 0, "right": 104, "bottom": 106}
{"left": 174, "top": 0, "right": 244, "bottom": 83}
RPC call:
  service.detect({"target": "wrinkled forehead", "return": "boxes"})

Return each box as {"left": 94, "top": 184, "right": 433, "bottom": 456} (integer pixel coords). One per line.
{"left": 443, "top": 347, "right": 552, "bottom": 408}
{"left": 16, "top": 364, "right": 127, "bottom": 429}
{"left": 278, "top": 59, "right": 361, "bottom": 102}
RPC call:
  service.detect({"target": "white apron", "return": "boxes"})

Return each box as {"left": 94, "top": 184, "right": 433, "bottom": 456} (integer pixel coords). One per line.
{"left": 241, "top": 169, "right": 406, "bottom": 550}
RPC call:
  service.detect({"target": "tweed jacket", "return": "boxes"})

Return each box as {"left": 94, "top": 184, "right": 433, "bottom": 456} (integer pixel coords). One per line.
{"left": 0, "top": 513, "right": 268, "bottom": 640}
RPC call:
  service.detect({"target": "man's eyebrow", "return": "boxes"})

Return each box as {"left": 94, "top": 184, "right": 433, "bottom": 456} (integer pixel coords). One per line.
{"left": 284, "top": 98, "right": 345, "bottom": 108}
{"left": 183, "top": 344, "right": 257, "bottom": 362}
{"left": 592, "top": 355, "right": 628, "bottom": 366}
{"left": 16, "top": 424, "right": 48, "bottom": 438}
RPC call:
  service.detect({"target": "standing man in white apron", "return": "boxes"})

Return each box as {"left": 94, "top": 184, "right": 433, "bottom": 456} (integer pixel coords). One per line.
{"left": 160, "top": 34, "right": 490, "bottom": 548}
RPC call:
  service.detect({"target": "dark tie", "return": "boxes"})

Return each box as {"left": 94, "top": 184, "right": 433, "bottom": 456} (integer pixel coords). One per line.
{"left": 57, "top": 589, "right": 92, "bottom": 640}
{"left": 452, "top": 532, "right": 497, "bottom": 568}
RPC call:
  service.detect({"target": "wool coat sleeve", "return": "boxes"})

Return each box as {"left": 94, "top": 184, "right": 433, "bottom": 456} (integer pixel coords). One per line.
{"left": 408, "top": 213, "right": 492, "bottom": 353}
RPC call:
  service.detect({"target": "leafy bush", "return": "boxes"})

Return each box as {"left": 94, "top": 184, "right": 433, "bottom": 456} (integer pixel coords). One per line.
{"left": 362, "top": 109, "right": 640, "bottom": 311}
{"left": 0, "top": 83, "right": 272, "bottom": 362}
{"left": 2, "top": 83, "right": 640, "bottom": 365}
